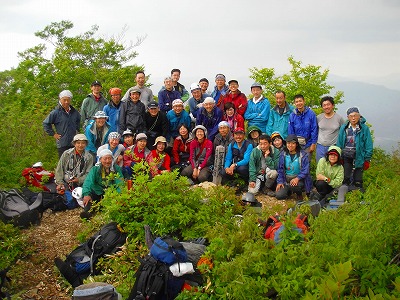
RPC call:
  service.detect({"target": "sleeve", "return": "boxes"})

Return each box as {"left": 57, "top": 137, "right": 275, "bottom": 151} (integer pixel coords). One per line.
{"left": 224, "top": 143, "right": 233, "bottom": 169}
{"left": 181, "top": 88, "right": 189, "bottom": 102}
{"left": 78, "top": 155, "right": 94, "bottom": 185}
{"left": 118, "top": 102, "right": 127, "bottom": 134}
{"left": 157, "top": 90, "right": 168, "bottom": 112}
{"left": 297, "top": 152, "right": 310, "bottom": 180}
{"left": 237, "top": 143, "right": 253, "bottom": 167}
{"left": 189, "top": 141, "right": 197, "bottom": 168}
{"left": 288, "top": 114, "right": 295, "bottom": 135}
{"left": 330, "top": 165, "right": 344, "bottom": 188}
{"left": 80, "top": 99, "right": 88, "bottom": 126}
{"left": 236, "top": 94, "right": 248, "bottom": 116}
{"left": 199, "top": 140, "right": 213, "bottom": 169}
{"left": 122, "top": 88, "right": 132, "bottom": 102}
{"left": 265, "top": 109, "right": 274, "bottom": 135}
{"left": 43, "top": 111, "right": 56, "bottom": 136}
{"left": 315, "top": 158, "right": 325, "bottom": 177}
{"left": 163, "top": 154, "right": 171, "bottom": 171}
{"left": 172, "top": 138, "right": 180, "bottom": 164}
{"left": 310, "top": 113, "right": 318, "bottom": 144}
{"left": 54, "top": 152, "right": 66, "bottom": 184}
{"left": 248, "top": 149, "right": 257, "bottom": 182}
{"left": 277, "top": 152, "right": 286, "bottom": 184}
{"left": 364, "top": 127, "right": 373, "bottom": 161}
{"left": 82, "top": 167, "right": 95, "bottom": 196}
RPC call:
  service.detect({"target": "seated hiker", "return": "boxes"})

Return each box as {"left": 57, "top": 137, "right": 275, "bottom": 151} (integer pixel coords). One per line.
{"left": 275, "top": 134, "right": 312, "bottom": 200}
{"left": 222, "top": 102, "right": 244, "bottom": 133}
{"left": 247, "top": 125, "right": 262, "bottom": 147}
{"left": 221, "top": 127, "right": 253, "bottom": 185}
{"left": 171, "top": 124, "right": 193, "bottom": 171}
{"left": 96, "top": 132, "right": 124, "bottom": 167}
{"left": 55, "top": 134, "right": 94, "bottom": 193}
{"left": 85, "top": 111, "right": 112, "bottom": 163}
{"left": 314, "top": 145, "right": 344, "bottom": 201}
{"left": 81, "top": 149, "right": 123, "bottom": 219}
{"left": 271, "top": 131, "right": 285, "bottom": 152}
{"left": 213, "top": 121, "right": 234, "bottom": 153}
{"left": 122, "top": 133, "right": 150, "bottom": 179}
{"left": 122, "top": 129, "right": 135, "bottom": 148}
{"left": 196, "top": 97, "right": 223, "bottom": 141}
{"left": 146, "top": 136, "right": 171, "bottom": 178}
{"left": 181, "top": 125, "right": 213, "bottom": 183}
{"left": 248, "top": 134, "right": 280, "bottom": 196}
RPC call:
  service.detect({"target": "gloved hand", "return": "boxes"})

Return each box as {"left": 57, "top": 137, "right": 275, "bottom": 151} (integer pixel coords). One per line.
{"left": 363, "top": 161, "right": 370, "bottom": 170}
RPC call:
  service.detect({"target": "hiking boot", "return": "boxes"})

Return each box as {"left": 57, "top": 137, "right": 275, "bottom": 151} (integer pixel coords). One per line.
{"left": 80, "top": 211, "right": 93, "bottom": 220}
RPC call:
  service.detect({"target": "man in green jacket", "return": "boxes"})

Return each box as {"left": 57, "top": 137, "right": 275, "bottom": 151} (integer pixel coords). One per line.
{"left": 336, "top": 107, "right": 373, "bottom": 189}
{"left": 248, "top": 134, "right": 280, "bottom": 196}
{"left": 81, "top": 149, "right": 123, "bottom": 219}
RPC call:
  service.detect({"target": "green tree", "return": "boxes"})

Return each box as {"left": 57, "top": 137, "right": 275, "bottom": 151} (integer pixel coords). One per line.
{"left": 249, "top": 56, "right": 344, "bottom": 112}
{"left": 0, "top": 21, "right": 146, "bottom": 187}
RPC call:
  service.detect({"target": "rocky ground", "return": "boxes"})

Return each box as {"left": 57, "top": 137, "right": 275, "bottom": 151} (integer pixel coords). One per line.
{"left": 9, "top": 190, "right": 294, "bottom": 299}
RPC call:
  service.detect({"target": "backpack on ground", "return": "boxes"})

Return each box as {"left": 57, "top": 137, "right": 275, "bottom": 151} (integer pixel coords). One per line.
{"left": 293, "top": 200, "right": 321, "bottom": 217}
{"left": 127, "top": 255, "right": 184, "bottom": 300}
{"left": 150, "top": 237, "right": 188, "bottom": 266}
{"left": 72, "top": 282, "right": 121, "bottom": 300}
{"left": 0, "top": 189, "right": 42, "bottom": 228}
{"left": 55, "top": 222, "right": 127, "bottom": 287}
{"left": 38, "top": 192, "right": 69, "bottom": 212}
{"left": 21, "top": 165, "right": 55, "bottom": 192}
{"left": 262, "top": 214, "right": 309, "bottom": 244}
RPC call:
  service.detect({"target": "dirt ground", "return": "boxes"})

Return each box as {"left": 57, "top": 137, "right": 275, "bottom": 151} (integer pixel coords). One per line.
{"left": 9, "top": 191, "right": 293, "bottom": 299}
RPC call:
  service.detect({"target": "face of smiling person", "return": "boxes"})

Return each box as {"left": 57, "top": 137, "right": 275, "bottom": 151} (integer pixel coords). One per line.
{"left": 229, "top": 82, "right": 239, "bottom": 93}
{"left": 294, "top": 97, "right": 305, "bottom": 111}
{"left": 130, "top": 92, "right": 140, "bottom": 102}
{"left": 109, "top": 138, "right": 119, "bottom": 150}
{"left": 124, "top": 135, "right": 134, "bottom": 146}
{"left": 215, "top": 78, "right": 225, "bottom": 89}
{"left": 100, "top": 155, "right": 113, "bottom": 169}
{"left": 136, "top": 139, "right": 147, "bottom": 150}
{"left": 328, "top": 153, "right": 339, "bottom": 165}
{"left": 191, "top": 89, "right": 202, "bottom": 100}
{"left": 322, "top": 100, "right": 334, "bottom": 116}
{"left": 287, "top": 141, "right": 297, "bottom": 153}
{"left": 251, "top": 87, "right": 262, "bottom": 99}
{"left": 273, "top": 137, "right": 283, "bottom": 149}
{"left": 164, "top": 79, "right": 173, "bottom": 90}
{"left": 195, "top": 129, "right": 205, "bottom": 141}
{"left": 199, "top": 81, "right": 209, "bottom": 92}
{"left": 95, "top": 118, "right": 107, "bottom": 128}
{"left": 136, "top": 73, "right": 145, "bottom": 87}
{"left": 275, "top": 92, "right": 286, "bottom": 107}
{"left": 234, "top": 132, "right": 245, "bottom": 143}
{"left": 74, "top": 140, "right": 87, "bottom": 153}
{"left": 156, "top": 142, "right": 166, "bottom": 152}
{"left": 179, "top": 126, "right": 189, "bottom": 137}
{"left": 203, "top": 102, "right": 214, "bottom": 113}
{"left": 173, "top": 104, "right": 184, "bottom": 114}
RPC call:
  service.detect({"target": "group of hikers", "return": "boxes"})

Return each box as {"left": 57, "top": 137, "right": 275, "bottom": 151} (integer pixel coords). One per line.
{"left": 43, "top": 69, "right": 373, "bottom": 218}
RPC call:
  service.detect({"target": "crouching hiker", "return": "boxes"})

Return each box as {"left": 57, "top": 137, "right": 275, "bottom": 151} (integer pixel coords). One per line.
{"left": 275, "top": 134, "right": 312, "bottom": 200}
{"left": 55, "top": 134, "right": 93, "bottom": 193}
{"left": 248, "top": 134, "right": 279, "bottom": 196}
{"left": 80, "top": 149, "right": 123, "bottom": 219}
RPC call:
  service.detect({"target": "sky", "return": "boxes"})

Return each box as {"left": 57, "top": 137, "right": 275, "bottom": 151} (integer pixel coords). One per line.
{"left": 1, "top": 0, "right": 400, "bottom": 92}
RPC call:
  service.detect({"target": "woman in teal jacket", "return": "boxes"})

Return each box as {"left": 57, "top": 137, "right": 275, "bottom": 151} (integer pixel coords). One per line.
{"left": 81, "top": 149, "right": 123, "bottom": 219}
{"left": 336, "top": 107, "right": 373, "bottom": 188}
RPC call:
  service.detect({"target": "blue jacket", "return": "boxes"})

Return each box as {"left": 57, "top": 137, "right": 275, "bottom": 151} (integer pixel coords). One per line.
{"left": 336, "top": 117, "right": 373, "bottom": 168}
{"left": 266, "top": 103, "right": 294, "bottom": 139}
{"left": 85, "top": 120, "right": 112, "bottom": 154}
{"left": 188, "top": 94, "right": 208, "bottom": 118}
{"left": 244, "top": 97, "right": 271, "bottom": 133}
{"left": 43, "top": 104, "right": 80, "bottom": 148}
{"left": 224, "top": 140, "right": 253, "bottom": 169}
{"left": 196, "top": 106, "right": 223, "bottom": 141}
{"left": 158, "top": 89, "right": 181, "bottom": 112}
{"left": 211, "top": 85, "right": 229, "bottom": 103}
{"left": 277, "top": 149, "right": 312, "bottom": 193}
{"left": 166, "top": 110, "right": 191, "bottom": 140}
{"left": 103, "top": 101, "right": 122, "bottom": 133}
{"left": 288, "top": 107, "right": 318, "bottom": 148}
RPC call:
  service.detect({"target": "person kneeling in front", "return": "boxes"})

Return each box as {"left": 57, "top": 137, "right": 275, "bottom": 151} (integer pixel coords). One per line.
{"left": 80, "top": 149, "right": 123, "bottom": 219}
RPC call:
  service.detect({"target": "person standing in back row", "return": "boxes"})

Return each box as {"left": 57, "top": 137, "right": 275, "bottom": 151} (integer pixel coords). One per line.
{"left": 288, "top": 94, "right": 318, "bottom": 153}
{"left": 316, "top": 96, "right": 345, "bottom": 162}
{"left": 80, "top": 80, "right": 108, "bottom": 128}
{"left": 122, "top": 70, "right": 154, "bottom": 107}
{"left": 43, "top": 90, "right": 81, "bottom": 158}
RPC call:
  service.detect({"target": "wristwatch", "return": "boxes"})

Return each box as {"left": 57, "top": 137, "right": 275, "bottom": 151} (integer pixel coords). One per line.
{"left": 324, "top": 177, "right": 329, "bottom": 183}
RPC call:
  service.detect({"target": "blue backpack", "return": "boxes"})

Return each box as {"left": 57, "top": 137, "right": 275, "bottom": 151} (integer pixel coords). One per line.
{"left": 150, "top": 237, "right": 187, "bottom": 265}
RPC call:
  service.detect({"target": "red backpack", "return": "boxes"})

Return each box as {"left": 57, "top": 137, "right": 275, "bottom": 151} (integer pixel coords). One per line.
{"left": 262, "top": 214, "right": 309, "bottom": 244}
{"left": 22, "top": 166, "right": 55, "bottom": 192}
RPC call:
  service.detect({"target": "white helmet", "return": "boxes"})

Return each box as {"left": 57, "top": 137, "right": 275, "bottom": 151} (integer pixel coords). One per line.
{"left": 72, "top": 187, "right": 84, "bottom": 208}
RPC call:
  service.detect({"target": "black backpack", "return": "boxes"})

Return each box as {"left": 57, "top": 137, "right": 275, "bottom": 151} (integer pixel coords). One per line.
{"left": 0, "top": 189, "right": 42, "bottom": 228}
{"left": 127, "top": 255, "right": 184, "bottom": 300}
{"left": 55, "top": 222, "right": 127, "bottom": 287}
{"left": 38, "top": 192, "right": 68, "bottom": 212}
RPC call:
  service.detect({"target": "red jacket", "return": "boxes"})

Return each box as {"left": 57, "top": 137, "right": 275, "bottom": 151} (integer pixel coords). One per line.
{"left": 218, "top": 90, "right": 248, "bottom": 116}
{"left": 189, "top": 139, "right": 213, "bottom": 169}
{"left": 223, "top": 113, "right": 245, "bottom": 133}
{"left": 146, "top": 149, "right": 170, "bottom": 177}
{"left": 172, "top": 135, "right": 193, "bottom": 164}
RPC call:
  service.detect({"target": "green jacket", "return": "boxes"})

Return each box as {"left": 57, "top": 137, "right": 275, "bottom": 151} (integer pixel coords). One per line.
{"left": 336, "top": 117, "right": 373, "bottom": 168}
{"left": 249, "top": 146, "right": 280, "bottom": 182}
{"left": 82, "top": 164, "right": 123, "bottom": 197}
{"left": 315, "top": 158, "right": 344, "bottom": 188}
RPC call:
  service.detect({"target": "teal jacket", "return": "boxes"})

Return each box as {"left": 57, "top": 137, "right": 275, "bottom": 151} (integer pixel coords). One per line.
{"left": 315, "top": 158, "right": 344, "bottom": 188}
{"left": 266, "top": 103, "right": 294, "bottom": 139}
{"left": 336, "top": 117, "right": 373, "bottom": 168}
{"left": 82, "top": 164, "right": 123, "bottom": 197}
{"left": 249, "top": 146, "right": 280, "bottom": 182}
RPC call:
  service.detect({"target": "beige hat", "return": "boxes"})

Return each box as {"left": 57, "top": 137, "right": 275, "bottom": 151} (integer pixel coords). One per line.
{"left": 72, "top": 133, "right": 88, "bottom": 144}
{"left": 153, "top": 136, "right": 167, "bottom": 146}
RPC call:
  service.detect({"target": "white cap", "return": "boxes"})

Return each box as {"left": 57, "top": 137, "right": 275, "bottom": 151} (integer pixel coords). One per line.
{"left": 172, "top": 99, "right": 184, "bottom": 107}
{"left": 190, "top": 83, "right": 201, "bottom": 91}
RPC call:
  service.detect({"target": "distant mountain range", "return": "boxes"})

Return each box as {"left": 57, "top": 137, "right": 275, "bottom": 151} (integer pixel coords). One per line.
{"left": 149, "top": 75, "right": 400, "bottom": 153}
